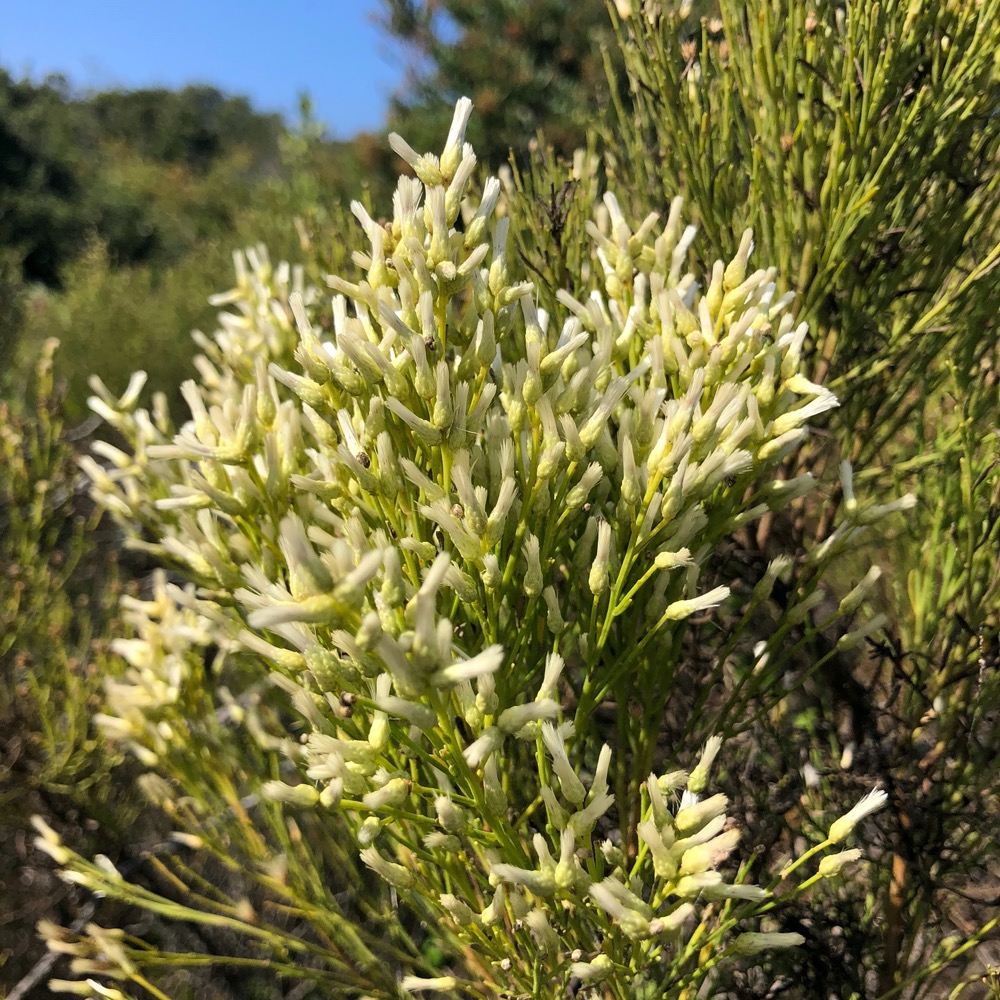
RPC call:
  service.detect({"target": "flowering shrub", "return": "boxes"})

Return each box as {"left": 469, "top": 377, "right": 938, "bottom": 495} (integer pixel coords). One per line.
{"left": 35, "top": 100, "right": 898, "bottom": 999}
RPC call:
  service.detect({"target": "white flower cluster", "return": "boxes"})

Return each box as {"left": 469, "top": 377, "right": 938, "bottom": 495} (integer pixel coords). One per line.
{"left": 75, "top": 99, "right": 885, "bottom": 996}
{"left": 92, "top": 574, "right": 229, "bottom": 768}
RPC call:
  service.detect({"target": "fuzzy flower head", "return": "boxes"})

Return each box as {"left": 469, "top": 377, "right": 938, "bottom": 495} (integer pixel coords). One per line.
{"left": 828, "top": 788, "right": 888, "bottom": 844}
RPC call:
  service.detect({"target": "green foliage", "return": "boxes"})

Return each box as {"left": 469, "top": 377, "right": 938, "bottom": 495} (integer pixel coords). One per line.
{"left": 0, "top": 73, "right": 282, "bottom": 287}
{"left": 380, "top": 0, "right": 619, "bottom": 164}
{"left": 607, "top": 0, "right": 1000, "bottom": 476}
{"left": 17, "top": 240, "right": 229, "bottom": 421}
{"left": 601, "top": 2, "right": 1000, "bottom": 992}
{"left": 1, "top": 73, "right": 385, "bottom": 419}
{"left": 245, "top": 97, "right": 393, "bottom": 282}
{"left": 0, "top": 72, "right": 291, "bottom": 402}
{"left": 0, "top": 244, "right": 27, "bottom": 380}
{"left": 500, "top": 140, "right": 605, "bottom": 314}
{"left": 0, "top": 340, "right": 136, "bottom": 984}
{"left": 0, "top": 71, "right": 95, "bottom": 287}
{"left": 85, "top": 85, "right": 283, "bottom": 170}
{"left": 874, "top": 352, "right": 1000, "bottom": 993}
{"left": 0, "top": 340, "right": 123, "bottom": 802}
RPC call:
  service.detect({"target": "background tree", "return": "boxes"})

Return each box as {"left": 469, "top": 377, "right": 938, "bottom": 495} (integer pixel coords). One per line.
{"left": 0, "top": 71, "right": 95, "bottom": 287}
{"left": 0, "top": 73, "right": 371, "bottom": 410}
{"left": 0, "top": 74, "right": 286, "bottom": 288}
{"left": 86, "top": 85, "right": 282, "bottom": 171}
{"left": 378, "top": 0, "right": 618, "bottom": 165}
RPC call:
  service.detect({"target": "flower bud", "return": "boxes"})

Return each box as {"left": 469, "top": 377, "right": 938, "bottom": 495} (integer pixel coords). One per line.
{"left": 600, "top": 839, "right": 625, "bottom": 869}
{"left": 543, "top": 586, "right": 567, "bottom": 635}
{"left": 356, "top": 611, "right": 383, "bottom": 652}
{"left": 818, "top": 848, "right": 863, "bottom": 877}
{"left": 523, "top": 534, "right": 544, "bottom": 597}
{"left": 836, "top": 613, "right": 889, "bottom": 653}
{"left": 319, "top": 781, "right": 343, "bottom": 808}
{"left": 565, "top": 463, "right": 603, "bottom": 511}
{"left": 363, "top": 777, "right": 412, "bottom": 811}
{"left": 497, "top": 701, "right": 559, "bottom": 734}
{"left": 360, "top": 846, "right": 415, "bottom": 889}
{"left": 261, "top": 782, "right": 320, "bottom": 808}
{"left": 542, "top": 723, "right": 587, "bottom": 806}
{"left": 430, "top": 362, "right": 454, "bottom": 431}
{"left": 483, "top": 755, "right": 508, "bottom": 815}
{"left": 439, "top": 893, "right": 478, "bottom": 927}
{"left": 654, "top": 548, "right": 693, "bottom": 571}
{"left": 368, "top": 708, "right": 390, "bottom": 753}
{"left": 541, "top": 786, "right": 570, "bottom": 830}
{"left": 687, "top": 736, "right": 723, "bottom": 796}
{"left": 440, "top": 96, "right": 473, "bottom": 179}
{"left": 485, "top": 480, "right": 518, "bottom": 548}
{"left": 620, "top": 437, "right": 641, "bottom": 506}
{"left": 588, "top": 520, "right": 613, "bottom": 597}
{"left": 570, "top": 952, "right": 614, "bottom": 982}
{"left": 731, "top": 932, "right": 805, "bottom": 957}
{"left": 375, "top": 695, "right": 437, "bottom": 731}
{"left": 637, "top": 819, "right": 678, "bottom": 880}
{"left": 680, "top": 829, "right": 740, "bottom": 874}
{"left": 380, "top": 548, "right": 407, "bottom": 610}
{"left": 31, "top": 817, "right": 72, "bottom": 865}
{"left": 526, "top": 908, "right": 560, "bottom": 951}
{"left": 661, "top": 586, "right": 730, "bottom": 622}
{"left": 482, "top": 553, "right": 502, "bottom": 590}
{"left": 357, "top": 817, "right": 381, "bottom": 847}
{"left": 649, "top": 903, "right": 696, "bottom": 936}
{"left": 588, "top": 880, "right": 653, "bottom": 939}
{"left": 723, "top": 230, "right": 755, "bottom": 290}
{"left": 401, "top": 975, "right": 460, "bottom": 993}
{"left": 435, "top": 795, "right": 466, "bottom": 833}
{"left": 674, "top": 793, "right": 728, "bottom": 834}
{"left": 537, "top": 440, "right": 566, "bottom": 480}
{"left": 838, "top": 566, "right": 883, "bottom": 616}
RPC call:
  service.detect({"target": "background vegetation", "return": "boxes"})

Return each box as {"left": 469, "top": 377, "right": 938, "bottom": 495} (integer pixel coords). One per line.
{"left": 2, "top": 0, "right": 999, "bottom": 996}
{"left": 0, "top": 74, "right": 391, "bottom": 416}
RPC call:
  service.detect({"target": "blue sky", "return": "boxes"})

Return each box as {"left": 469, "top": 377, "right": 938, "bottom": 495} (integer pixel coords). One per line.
{"left": 1, "top": 1, "right": 407, "bottom": 138}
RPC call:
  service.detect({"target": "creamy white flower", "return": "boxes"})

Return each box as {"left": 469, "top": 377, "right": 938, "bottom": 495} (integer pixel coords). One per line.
{"left": 662, "top": 586, "right": 730, "bottom": 621}
{"left": 588, "top": 879, "right": 653, "bottom": 939}
{"left": 360, "top": 847, "right": 414, "bottom": 889}
{"left": 542, "top": 723, "right": 587, "bottom": 805}
{"left": 687, "top": 735, "right": 723, "bottom": 794}
{"left": 828, "top": 789, "right": 888, "bottom": 843}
